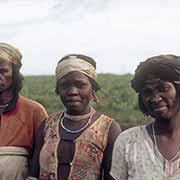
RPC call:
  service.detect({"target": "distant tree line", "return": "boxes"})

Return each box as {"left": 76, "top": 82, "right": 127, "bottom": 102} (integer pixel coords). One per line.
{"left": 21, "top": 74, "right": 148, "bottom": 130}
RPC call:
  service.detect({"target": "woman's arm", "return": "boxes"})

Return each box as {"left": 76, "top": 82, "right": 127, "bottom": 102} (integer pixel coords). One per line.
{"left": 110, "top": 131, "right": 128, "bottom": 180}
{"left": 28, "top": 120, "right": 46, "bottom": 178}
{"left": 103, "top": 120, "right": 121, "bottom": 180}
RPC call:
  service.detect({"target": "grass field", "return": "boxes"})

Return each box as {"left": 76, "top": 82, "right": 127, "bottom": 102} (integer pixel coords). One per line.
{"left": 21, "top": 74, "right": 147, "bottom": 129}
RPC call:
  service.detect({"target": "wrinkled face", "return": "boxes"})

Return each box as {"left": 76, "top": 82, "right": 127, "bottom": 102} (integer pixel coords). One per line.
{"left": 141, "top": 79, "right": 180, "bottom": 120}
{"left": 57, "top": 71, "right": 94, "bottom": 115}
{"left": 0, "top": 59, "right": 13, "bottom": 93}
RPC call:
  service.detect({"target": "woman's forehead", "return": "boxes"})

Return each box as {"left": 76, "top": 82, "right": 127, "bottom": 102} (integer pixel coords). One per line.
{"left": 59, "top": 71, "right": 90, "bottom": 82}
{"left": 0, "top": 58, "right": 12, "bottom": 67}
{"left": 143, "top": 79, "right": 172, "bottom": 89}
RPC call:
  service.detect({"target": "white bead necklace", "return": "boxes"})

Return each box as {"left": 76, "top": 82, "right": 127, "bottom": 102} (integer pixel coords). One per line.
{"left": 60, "top": 107, "right": 95, "bottom": 133}
{"left": 0, "top": 103, "right": 8, "bottom": 108}
{"left": 60, "top": 115, "right": 92, "bottom": 134}
{"left": 64, "top": 107, "right": 95, "bottom": 122}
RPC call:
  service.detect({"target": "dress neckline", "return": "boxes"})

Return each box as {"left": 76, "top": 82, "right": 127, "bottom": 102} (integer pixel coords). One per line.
{"left": 141, "top": 125, "right": 180, "bottom": 177}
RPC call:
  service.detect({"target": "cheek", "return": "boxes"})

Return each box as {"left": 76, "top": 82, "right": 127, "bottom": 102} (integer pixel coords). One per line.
{"left": 141, "top": 97, "right": 149, "bottom": 107}
{"left": 165, "top": 92, "right": 177, "bottom": 106}
{"left": 59, "top": 93, "right": 65, "bottom": 102}
{"left": 84, "top": 89, "right": 94, "bottom": 101}
{"left": 6, "top": 76, "right": 13, "bottom": 82}
{"left": 5, "top": 69, "right": 13, "bottom": 80}
{"left": 4, "top": 74, "right": 13, "bottom": 85}
{"left": 170, "top": 97, "right": 180, "bottom": 109}
{"left": 141, "top": 97, "right": 152, "bottom": 113}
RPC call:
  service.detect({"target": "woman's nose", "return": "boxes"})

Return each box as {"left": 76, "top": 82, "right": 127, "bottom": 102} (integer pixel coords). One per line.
{"left": 67, "top": 86, "right": 79, "bottom": 95}
{"left": 150, "top": 94, "right": 162, "bottom": 104}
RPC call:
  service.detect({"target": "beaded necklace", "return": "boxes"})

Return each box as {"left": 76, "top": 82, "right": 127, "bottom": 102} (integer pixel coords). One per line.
{"left": 61, "top": 107, "right": 95, "bottom": 133}
{"left": 64, "top": 107, "right": 95, "bottom": 121}
{"left": 0, "top": 104, "right": 8, "bottom": 108}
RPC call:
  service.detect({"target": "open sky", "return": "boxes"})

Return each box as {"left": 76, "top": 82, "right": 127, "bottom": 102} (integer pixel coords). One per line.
{"left": 1, "top": 0, "right": 180, "bottom": 75}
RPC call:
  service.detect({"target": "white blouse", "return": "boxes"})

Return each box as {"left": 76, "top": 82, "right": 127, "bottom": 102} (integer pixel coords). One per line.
{"left": 110, "top": 126, "right": 180, "bottom": 180}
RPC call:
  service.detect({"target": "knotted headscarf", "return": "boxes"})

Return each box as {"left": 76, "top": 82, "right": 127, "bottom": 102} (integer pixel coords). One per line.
{"left": 131, "top": 55, "right": 180, "bottom": 92}
{"left": 55, "top": 54, "right": 100, "bottom": 91}
{"left": 0, "top": 43, "right": 22, "bottom": 68}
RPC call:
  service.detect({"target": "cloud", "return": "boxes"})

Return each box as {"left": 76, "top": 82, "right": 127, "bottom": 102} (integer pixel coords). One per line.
{"left": 0, "top": 0, "right": 180, "bottom": 75}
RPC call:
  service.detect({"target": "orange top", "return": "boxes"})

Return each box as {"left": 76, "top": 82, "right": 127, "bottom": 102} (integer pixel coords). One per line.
{"left": 0, "top": 96, "right": 48, "bottom": 152}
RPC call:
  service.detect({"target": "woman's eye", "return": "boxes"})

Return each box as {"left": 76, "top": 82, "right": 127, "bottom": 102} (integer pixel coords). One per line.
{"left": 141, "top": 89, "right": 152, "bottom": 96}
{"left": 0, "top": 69, "right": 7, "bottom": 74}
{"left": 159, "top": 86, "right": 169, "bottom": 92}
{"left": 59, "top": 83, "right": 70, "bottom": 89}
{"left": 77, "top": 83, "right": 86, "bottom": 88}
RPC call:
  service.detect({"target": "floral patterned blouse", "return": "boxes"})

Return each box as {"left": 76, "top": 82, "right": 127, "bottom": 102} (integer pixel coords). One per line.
{"left": 110, "top": 126, "right": 180, "bottom": 180}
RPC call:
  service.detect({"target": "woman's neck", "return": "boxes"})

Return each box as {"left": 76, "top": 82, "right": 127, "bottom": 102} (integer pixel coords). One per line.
{"left": 0, "top": 88, "right": 13, "bottom": 105}
{"left": 65, "top": 106, "right": 91, "bottom": 116}
{"left": 155, "top": 111, "right": 180, "bottom": 137}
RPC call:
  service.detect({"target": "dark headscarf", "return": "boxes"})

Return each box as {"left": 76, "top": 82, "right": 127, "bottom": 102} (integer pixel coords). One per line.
{"left": 131, "top": 55, "right": 180, "bottom": 92}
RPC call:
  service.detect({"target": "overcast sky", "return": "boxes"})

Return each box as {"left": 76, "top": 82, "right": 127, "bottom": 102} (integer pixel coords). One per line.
{"left": 1, "top": 0, "right": 180, "bottom": 75}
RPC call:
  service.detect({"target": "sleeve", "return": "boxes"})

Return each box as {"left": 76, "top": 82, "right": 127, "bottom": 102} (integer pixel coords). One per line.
{"left": 33, "top": 104, "right": 48, "bottom": 133}
{"left": 110, "top": 133, "right": 128, "bottom": 180}
{"left": 28, "top": 121, "right": 46, "bottom": 178}
{"left": 102, "top": 120, "right": 122, "bottom": 180}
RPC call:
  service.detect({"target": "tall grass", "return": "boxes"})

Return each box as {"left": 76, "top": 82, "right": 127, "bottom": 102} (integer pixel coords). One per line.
{"left": 21, "top": 74, "right": 147, "bottom": 129}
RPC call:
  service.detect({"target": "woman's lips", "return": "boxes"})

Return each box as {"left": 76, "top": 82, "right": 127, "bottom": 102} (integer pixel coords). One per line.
{"left": 152, "top": 106, "right": 167, "bottom": 113}
{"left": 65, "top": 99, "right": 82, "bottom": 105}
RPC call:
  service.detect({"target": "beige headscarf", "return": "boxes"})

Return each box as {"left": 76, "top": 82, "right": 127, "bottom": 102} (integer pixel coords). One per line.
{"left": 0, "top": 43, "right": 22, "bottom": 68}
{"left": 55, "top": 55, "right": 97, "bottom": 82}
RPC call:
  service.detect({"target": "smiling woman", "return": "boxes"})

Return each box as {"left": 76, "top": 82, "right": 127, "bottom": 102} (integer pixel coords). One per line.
{"left": 27, "top": 54, "right": 121, "bottom": 180}
{"left": 110, "top": 55, "right": 180, "bottom": 180}
{"left": 141, "top": 80, "right": 179, "bottom": 120}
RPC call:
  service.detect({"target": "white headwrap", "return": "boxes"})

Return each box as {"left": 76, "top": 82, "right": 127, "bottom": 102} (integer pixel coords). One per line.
{"left": 0, "top": 43, "right": 22, "bottom": 68}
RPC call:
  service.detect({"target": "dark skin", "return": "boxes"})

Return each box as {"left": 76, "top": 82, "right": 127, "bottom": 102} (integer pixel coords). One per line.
{"left": 0, "top": 59, "right": 13, "bottom": 113}
{"left": 0, "top": 59, "right": 13, "bottom": 92}
{"left": 29, "top": 71, "right": 121, "bottom": 180}
{"left": 58, "top": 71, "right": 94, "bottom": 115}
{"left": 142, "top": 79, "right": 180, "bottom": 160}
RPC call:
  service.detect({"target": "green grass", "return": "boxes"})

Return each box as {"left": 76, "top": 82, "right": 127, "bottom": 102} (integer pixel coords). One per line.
{"left": 21, "top": 74, "right": 147, "bottom": 129}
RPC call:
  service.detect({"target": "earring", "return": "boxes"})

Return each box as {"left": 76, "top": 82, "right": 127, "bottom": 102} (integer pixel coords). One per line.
{"left": 92, "top": 90, "right": 99, "bottom": 103}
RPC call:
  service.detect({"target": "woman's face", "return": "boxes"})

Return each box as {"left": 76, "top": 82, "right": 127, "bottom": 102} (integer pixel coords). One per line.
{"left": 57, "top": 71, "right": 94, "bottom": 115}
{"left": 0, "top": 59, "right": 13, "bottom": 93}
{"left": 141, "top": 79, "right": 180, "bottom": 120}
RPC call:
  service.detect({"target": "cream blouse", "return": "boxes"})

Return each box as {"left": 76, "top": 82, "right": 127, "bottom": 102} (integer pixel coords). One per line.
{"left": 110, "top": 126, "right": 180, "bottom": 180}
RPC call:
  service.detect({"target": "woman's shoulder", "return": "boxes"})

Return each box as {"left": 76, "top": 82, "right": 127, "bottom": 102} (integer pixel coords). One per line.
{"left": 122, "top": 125, "right": 142, "bottom": 134}
{"left": 98, "top": 113, "right": 113, "bottom": 121}
{"left": 96, "top": 113, "right": 122, "bottom": 132}
{"left": 44, "top": 111, "right": 63, "bottom": 124}
{"left": 47, "top": 111, "right": 62, "bottom": 118}
{"left": 115, "top": 125, "right": 144, "bottom": 145}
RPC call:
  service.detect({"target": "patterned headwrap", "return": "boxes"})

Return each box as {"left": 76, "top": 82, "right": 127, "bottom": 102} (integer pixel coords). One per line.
{"left": 55, "top": 54, "right": 100, "bottom": 91}
{"left": 0, "top": 43, "right": 22, "bottom": 68}
{"left": 131, "top": 55, "right": 180, "bottom": 92}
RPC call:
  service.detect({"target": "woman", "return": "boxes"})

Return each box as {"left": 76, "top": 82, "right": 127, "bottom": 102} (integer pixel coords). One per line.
{"left": 27, "top": 54, "right": 121, "bottom": 180}
{"left": 110, "top": 55, "right": 180, "bottom": 180}
{"left": 0, "top": 43, "right": 48, "bottom": 180}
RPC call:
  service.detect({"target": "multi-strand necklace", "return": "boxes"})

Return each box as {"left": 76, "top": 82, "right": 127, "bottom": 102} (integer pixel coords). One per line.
{"left": 152, "top": 122, "right": 180, "bottom": 177}
{"left": 60, "top": 107, "right": 95, "bottom": 134}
